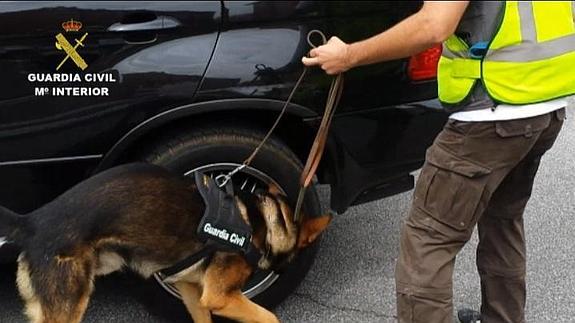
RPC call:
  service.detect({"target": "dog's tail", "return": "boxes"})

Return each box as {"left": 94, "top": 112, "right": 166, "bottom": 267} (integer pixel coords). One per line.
{"left": 0, "top": 205, "right": 28, "bottom": 245}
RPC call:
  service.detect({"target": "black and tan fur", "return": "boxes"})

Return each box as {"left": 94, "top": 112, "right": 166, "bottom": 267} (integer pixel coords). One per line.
{"left": 0, "top": 163, "right": 331, "bottom": 323}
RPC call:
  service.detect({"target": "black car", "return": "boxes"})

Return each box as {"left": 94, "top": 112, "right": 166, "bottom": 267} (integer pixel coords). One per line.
{"left": 0, "top": 1, "right": 446, "bottom": 319}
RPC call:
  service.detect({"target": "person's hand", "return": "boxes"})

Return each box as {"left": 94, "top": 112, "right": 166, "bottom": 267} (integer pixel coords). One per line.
{"left": 301, "top": 36, "right": 352, "bottom": 75}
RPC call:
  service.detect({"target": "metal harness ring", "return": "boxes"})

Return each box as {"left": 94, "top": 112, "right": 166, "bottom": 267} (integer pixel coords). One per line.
{"left": 215, "top": 164, "right": 247, "bottom": 187}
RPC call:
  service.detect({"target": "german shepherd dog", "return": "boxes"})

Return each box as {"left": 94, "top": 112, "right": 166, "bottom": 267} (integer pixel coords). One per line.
{"left": 0, "top": 163, "right": 331, "bottom": 323}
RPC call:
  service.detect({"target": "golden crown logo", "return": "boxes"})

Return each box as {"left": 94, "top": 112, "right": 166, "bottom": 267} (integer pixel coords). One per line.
{"left": 62, "top": 19, "right": 82, "bottom": 32}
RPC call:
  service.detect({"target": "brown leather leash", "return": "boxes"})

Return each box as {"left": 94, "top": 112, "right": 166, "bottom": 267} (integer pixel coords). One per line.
{"left": 293, "top": 69, "right": 343, "bottom": 222}
{"left": 216, "top": 30, "right": 343, "bottom": 223}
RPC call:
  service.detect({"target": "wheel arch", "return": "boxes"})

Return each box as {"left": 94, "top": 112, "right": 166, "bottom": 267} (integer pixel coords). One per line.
{"left": 94, "top": 99, "right": 337, "bottom": 185}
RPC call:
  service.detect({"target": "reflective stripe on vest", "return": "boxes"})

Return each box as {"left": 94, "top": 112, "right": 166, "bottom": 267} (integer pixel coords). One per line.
{"left": 438, "top": 1, "right": 575, "bottom": 105}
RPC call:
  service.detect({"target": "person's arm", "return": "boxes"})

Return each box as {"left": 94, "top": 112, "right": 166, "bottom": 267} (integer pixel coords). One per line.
{"left": 301, "top": 1, "right": 469, "bottom": 75}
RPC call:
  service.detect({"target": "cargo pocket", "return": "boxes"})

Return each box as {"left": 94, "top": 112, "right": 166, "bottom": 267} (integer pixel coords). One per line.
{"left": 495, "top": 114, "right": 551, "bottom": 138}
{"left": 418, "top": 145, "right": 491, "bottom": 231}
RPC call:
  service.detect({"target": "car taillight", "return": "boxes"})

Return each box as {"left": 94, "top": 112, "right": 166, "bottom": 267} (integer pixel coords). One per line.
{"left": 408, "top": 44, "right": 442, "bottom": 81}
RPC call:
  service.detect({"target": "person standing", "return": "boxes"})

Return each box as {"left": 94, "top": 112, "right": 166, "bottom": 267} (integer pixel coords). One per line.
{"left": 302, "top": 1, "right": 573, "bottom": 322}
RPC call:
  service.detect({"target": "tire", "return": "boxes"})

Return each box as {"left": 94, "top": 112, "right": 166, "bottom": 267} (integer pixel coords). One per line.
{"left": 131, "top": 124, "right": 323, "bottom": 322}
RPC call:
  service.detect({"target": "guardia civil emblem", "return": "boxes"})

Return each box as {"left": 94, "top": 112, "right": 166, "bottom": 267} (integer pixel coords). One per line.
{"left": 55, "top": 19, "right": 88, "bottom": 71}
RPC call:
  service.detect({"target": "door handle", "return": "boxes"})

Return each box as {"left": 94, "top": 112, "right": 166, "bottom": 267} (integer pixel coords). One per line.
{"left": 107, "top": 16, "right": 181, "bottom": 32}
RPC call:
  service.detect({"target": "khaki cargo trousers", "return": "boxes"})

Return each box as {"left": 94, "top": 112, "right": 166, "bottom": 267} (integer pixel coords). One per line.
{"left": 396, "top": 109, "right": 566, "bottom": 323}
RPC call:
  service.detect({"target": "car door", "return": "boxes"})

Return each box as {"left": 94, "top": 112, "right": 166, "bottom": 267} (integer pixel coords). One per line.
{"left": 0, "top": 1, "right": 221, "bottom": 212}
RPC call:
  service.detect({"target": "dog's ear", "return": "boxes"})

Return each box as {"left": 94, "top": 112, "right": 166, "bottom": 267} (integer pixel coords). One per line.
{"left": 297, "top": 214, "right": 332, "bottom": 248}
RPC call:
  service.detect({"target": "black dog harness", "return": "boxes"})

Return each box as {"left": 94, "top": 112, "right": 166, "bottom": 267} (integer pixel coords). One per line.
{"left": 157, "top": 171, "right": 262, "bottom": 281}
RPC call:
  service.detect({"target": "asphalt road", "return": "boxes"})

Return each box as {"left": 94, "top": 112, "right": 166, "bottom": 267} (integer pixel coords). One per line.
{"left": 1, "top": 103, "right": 573, "bottom": 323}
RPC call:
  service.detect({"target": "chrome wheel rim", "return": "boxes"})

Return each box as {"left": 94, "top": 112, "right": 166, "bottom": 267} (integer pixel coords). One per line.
{"left": 153, "top": 162, "right": 283, "bottom": 299}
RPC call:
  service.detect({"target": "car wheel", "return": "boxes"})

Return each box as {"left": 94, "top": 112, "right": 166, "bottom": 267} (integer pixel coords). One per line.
{"left": 131, "top": 124, "right": 322, "bottom": 322}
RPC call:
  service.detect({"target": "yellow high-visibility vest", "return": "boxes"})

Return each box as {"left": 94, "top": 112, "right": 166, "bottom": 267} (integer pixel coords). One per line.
{"left": 438, "top": 1, "right": 575, "bottom": 105}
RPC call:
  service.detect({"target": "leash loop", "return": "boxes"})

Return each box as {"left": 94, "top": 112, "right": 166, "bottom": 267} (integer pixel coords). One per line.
{"left": 307, "top": 29, "right": 327, "bottom": 48}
